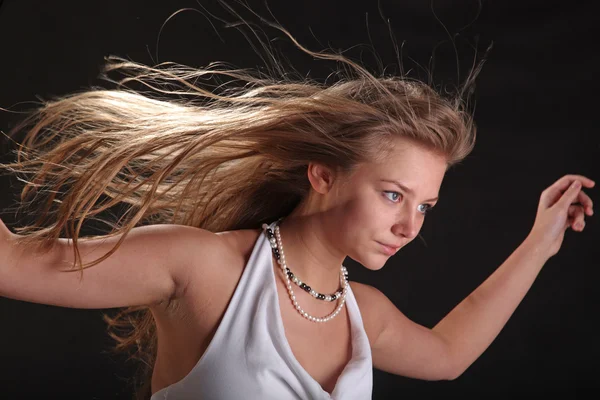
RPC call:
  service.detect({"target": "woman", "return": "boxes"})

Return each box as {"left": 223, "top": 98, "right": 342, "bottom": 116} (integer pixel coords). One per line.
{"left": 0, "top": 13, "right": 594, "bottom": 400}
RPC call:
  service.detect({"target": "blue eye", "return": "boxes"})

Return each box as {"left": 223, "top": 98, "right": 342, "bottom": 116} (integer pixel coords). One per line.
{"left": 384, "top": 191, "right": 401, "bottom": 203}
{"left": 418, "top": 204, "right": 433, "bottom": 215}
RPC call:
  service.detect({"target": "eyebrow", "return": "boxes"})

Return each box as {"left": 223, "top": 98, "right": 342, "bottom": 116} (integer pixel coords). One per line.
{"left": 380, "top": 179, "right": 439, "bottom": 202}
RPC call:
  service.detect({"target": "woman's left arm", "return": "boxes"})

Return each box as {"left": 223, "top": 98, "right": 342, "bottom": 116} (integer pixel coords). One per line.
{"left": 432, "top": 174, "right": 595, "bottom": 378}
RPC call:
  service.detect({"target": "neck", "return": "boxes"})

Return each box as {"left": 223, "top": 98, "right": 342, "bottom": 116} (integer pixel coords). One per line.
{"left": 276, "top": 214, "right": 346, "bottom": 294}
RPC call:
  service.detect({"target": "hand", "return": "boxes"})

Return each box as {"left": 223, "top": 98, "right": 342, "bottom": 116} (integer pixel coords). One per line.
{"left": 527, "top": 174, "right": 595, "bottom": 258}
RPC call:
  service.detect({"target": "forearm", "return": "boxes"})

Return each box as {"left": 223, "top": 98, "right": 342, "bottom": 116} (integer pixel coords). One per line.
{"left": 432, "top": 236, "right": 551, "bottom": 378}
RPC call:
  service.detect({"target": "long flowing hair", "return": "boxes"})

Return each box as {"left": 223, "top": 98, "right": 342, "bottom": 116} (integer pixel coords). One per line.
{"left": 0, "top": 9, "right": 486, "bottom": 398}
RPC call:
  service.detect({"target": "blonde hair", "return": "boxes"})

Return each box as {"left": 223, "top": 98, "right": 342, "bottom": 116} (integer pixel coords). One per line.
{"left": 1, "top": 15, "right": 484, "bottom": 398}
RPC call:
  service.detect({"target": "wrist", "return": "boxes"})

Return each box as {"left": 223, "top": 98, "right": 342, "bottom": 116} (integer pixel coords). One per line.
{"left": 522, "top": 233, "right": 553, "bottom": 264}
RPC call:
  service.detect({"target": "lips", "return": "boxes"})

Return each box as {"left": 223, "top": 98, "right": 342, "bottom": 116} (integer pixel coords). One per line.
{"left": 377, "top": 241, "right": 400, "bottom": 256}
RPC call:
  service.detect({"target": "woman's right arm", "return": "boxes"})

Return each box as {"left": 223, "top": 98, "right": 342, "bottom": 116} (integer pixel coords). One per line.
{"left": 0, "top": 219, "right": 224, "bottom": 309}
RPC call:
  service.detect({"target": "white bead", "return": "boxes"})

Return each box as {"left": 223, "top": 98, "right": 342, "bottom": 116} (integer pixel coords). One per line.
{"left": 270, "top": 220, "right": 349, "bottom": 324}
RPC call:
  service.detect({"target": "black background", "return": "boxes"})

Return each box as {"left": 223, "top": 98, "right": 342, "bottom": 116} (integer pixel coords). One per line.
{"left": 0, "top": 0, "right": 598, "bottom": 398}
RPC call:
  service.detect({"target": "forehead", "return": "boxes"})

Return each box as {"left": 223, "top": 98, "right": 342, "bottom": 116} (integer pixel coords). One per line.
{"left": 349, "top": 138, "right": 447, "bottom": 189}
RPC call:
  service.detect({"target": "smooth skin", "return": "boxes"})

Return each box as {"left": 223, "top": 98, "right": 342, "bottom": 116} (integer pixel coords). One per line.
{"left": 0, "top": 137, "right": 594, "bottom": 393}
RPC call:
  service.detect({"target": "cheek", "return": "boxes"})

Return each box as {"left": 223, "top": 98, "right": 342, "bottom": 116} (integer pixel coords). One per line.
{"left": 334, "top": 194, "right": 393, "bottom": 264}
{"left": 328, "top": 199, "right": 362, "bottom": 249}
{"left": 335, "top": 192, "right": 385, "bottom": 233}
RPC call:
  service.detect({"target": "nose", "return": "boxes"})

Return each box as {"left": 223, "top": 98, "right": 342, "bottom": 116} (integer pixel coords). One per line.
{"left": 391, "top": 210, "right": 421, "bottom": 240}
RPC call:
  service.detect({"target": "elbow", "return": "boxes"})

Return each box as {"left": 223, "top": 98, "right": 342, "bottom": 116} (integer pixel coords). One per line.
{"left": 444, "top": 355, "right": 472, "bottom": 381}
{"left": 438, "top": 356, "right": 464, "bottom": 381}
{"left": 445, "top": 366, "right": 464, "bottom": 381}
{"left": 440, "top": 341, "right": 467, "bottom": 381}
{"left": 437, "top": 358, "right": 461, "bottom": 381}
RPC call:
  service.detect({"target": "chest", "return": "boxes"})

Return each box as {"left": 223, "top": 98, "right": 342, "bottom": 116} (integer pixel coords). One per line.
{"left": 274, "top": 268, "right": 354, "bottom": 393}
{"left": 151, "top": 232, "right": 356, "bottom": 395}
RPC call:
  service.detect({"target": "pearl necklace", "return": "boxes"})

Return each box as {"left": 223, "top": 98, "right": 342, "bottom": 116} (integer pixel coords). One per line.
{"left": 262, "top": 220, "right": 349, "bottom": 323}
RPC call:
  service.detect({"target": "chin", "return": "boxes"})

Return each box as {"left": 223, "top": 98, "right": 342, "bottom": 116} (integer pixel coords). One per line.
{"left": 350, "top": 253, "right": 389, "bottom": 271}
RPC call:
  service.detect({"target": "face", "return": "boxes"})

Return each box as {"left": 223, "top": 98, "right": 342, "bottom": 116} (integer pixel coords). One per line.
{"left": 326, "top": 138, "right": 447, "bottom": 270}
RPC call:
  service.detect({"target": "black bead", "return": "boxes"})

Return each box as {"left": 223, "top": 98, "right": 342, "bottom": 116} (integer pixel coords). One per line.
{"left": 304, "top": 285, "right": 311, "bottom": 292}
{"left": 275, "top": 253, "right": 280, "bottom": 260}
{"left": 331, "top": 294, "right": 337, "bottom": 301}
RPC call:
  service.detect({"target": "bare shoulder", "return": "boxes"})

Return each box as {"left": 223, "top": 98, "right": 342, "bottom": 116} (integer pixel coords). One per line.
{"left": 169, "top": 224, "right": 232, "bottom": 258}
{"left": 349, "top": 281, "right": 390, "bottom": 312}
{"left": 138, "top": 224, "right": 260, "bottom": 301}
{"left": 349, "top": 281, "right": 453, "bottom": 380}
{"left": 348, "top": 281, "right": 391, "bottom": 348}
{"left": 216, "top": 227, "right": 263, "bottom": 261}
{"left": 176, "top": 226, "right": 262, "bottom": 291}
{"left": 168, "top": 224, "right": 261, "bottom": 267}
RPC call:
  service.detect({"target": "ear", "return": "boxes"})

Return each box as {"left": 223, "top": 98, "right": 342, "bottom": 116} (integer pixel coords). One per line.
{"left": 307, "top": 162, "right": 337, "bottom": 194}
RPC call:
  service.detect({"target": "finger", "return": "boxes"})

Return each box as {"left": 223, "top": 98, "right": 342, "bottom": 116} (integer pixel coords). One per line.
{"left": 568, "top": 205, "right": 586, "bottom": 231}
{"left": 557, "top": 174, "right": 596, "bottom": 188}
{"left": 555, "top": 180, "right": 583, "bottom": 210}
{"left": 574, "top": 190, "right": 594, "bottom": 216}
{"left": 541, "top": 175, "right": 595, "bottom": 208}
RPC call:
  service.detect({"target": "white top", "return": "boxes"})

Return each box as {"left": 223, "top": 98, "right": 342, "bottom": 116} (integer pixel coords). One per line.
{"left": 151, "top": 221, "right": 373, "bottom": 399}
